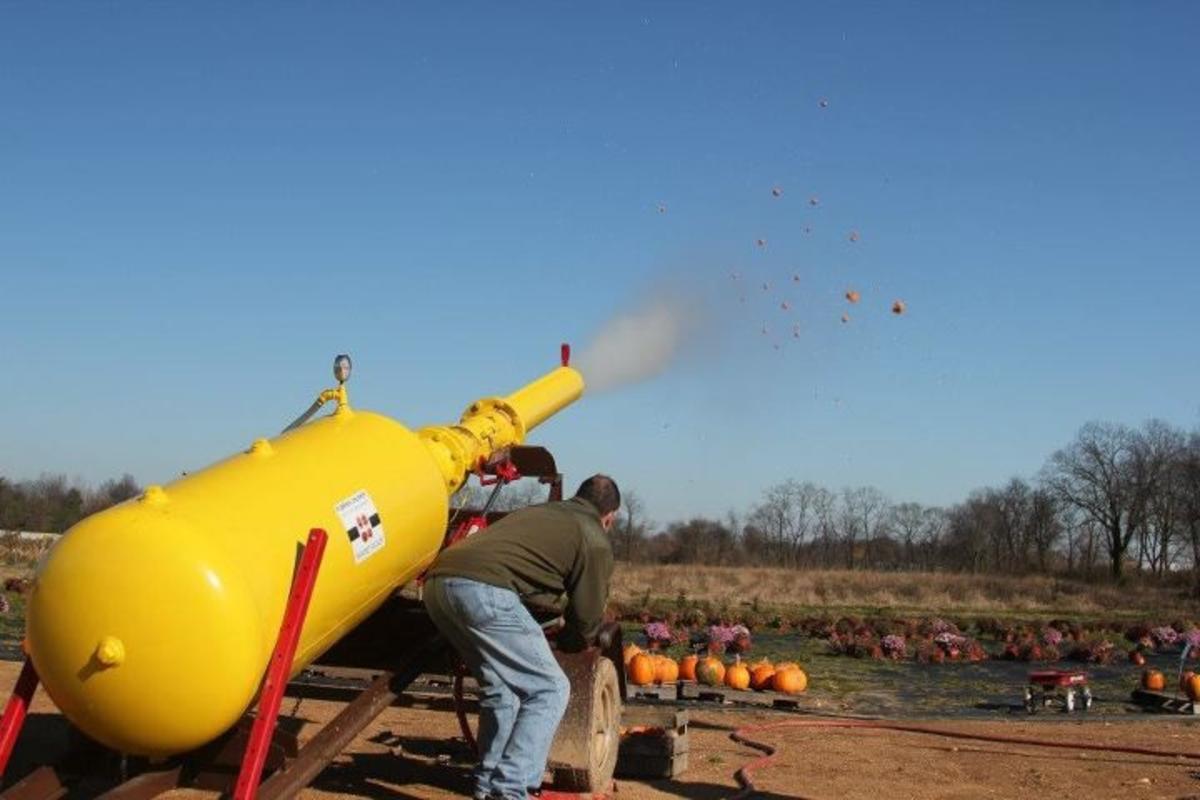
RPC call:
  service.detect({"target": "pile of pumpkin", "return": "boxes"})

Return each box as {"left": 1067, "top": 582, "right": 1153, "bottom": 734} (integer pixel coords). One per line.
{"left": 623, "top": 644, "right": 807, "bottom": 695}
{"left": 1142, "top": 668, "right": 1200, "bottom": 700}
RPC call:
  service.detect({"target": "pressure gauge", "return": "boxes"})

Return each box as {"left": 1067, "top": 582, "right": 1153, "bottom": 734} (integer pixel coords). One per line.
{"left": 333, "top": 354, "right": 352, "bottom": 384}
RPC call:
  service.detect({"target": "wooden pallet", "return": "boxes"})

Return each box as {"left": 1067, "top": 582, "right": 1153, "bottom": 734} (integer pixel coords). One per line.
{"left": 617, "top": 707, "right": 689, "bottom": 779}
{"left": 677, "top": 680, "right": 803, "bottom": 708}
{"left": 1130, "top": 688, "right": 1200, "bottom": 715}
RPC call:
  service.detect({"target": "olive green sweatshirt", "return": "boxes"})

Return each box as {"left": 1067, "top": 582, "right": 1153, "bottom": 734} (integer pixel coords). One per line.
{"left": 427, "top": 497, "right": 613, "bottom": 650}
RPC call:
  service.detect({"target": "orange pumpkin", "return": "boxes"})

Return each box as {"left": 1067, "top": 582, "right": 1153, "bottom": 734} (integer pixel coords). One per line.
{"left": 654, "top": 655, "right": 680, "bottom": 685}
{"left": 1181, "top": 670, "right": 1196, "bottom": 694}
{"left": 627, "top": 653, "right": 656, "bottom": 686}
{"left": 750, "top": 664, "right": 776, "bottom": 691}
{"left": 1128, "top": 649, "right": 1146, "bottom": 666}
{"left": 1186, "top": 673, "right": 1200, "bottom": 702}
{"left": 696, "top": 656, "right": 726, "bottom": 686}
{"left": 1143, "top": 669, "right": 1166, "bottom": 692}
{"left": 622, "top": 643, "right": 642, "bottom": 667}
{"left": 725, "top": 657, "right": 751, "bottom": 691}
{"left": 772, "top": 667, "right": 808, "bottom": 695}
{"left": 678, "top": 654, "right": 700, "bottom": 682}
{"left": 774, "top": 661, "right": 799, "bottom": 672}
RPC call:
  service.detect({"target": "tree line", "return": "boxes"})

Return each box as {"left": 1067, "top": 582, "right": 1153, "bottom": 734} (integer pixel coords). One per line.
{"left": 6, "top": 416, "right": 1200, "bottom": 588}
{"left": 613, "top": 419, "right": 1200, "bottom": 588}
{"left": 0, "top": 474, "right": 140, "bottom": 533}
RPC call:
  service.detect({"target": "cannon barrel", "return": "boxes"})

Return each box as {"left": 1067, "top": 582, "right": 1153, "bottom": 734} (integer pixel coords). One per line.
{"left": 25, "top": 361, "right": 584, "bottom": 757}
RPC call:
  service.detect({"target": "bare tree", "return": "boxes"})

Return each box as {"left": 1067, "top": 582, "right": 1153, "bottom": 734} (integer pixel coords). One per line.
{"left": 83, "top": 474, "right": 141, "bottom": 515}
{"left": 1137, "top": 420, "right": 1186, "bottom": 575}
{"left": 890, "top": 502, "right": 925, "bottom": 569}
{"left": 943, "top": 492, "right": 994, "bottom": 573}
{"left": 813, "top": 487, "right": 837, "bottom": 567}
{"left": 748, "top": 480, "right": 823, "bottom": 568}
{"left": 1046, "top": 422, "right": 1146, "bottom": 579}
{"left": 615, "top": 490, "right": 647, "bottom": 561}
{"left": 920, "top": 506, "right": 948, "bottom": 570}
{"left": 1026, "top": 487, "right": 1061, "bottom": 572}
{"left": 840, "top": 486, "right": 890, "bottom": 569}
{"left": 658, "top": 518, "right": 738, "bottom": 565}
{"left": 1177, "top": 433, "right": 1200, "bottom": 594}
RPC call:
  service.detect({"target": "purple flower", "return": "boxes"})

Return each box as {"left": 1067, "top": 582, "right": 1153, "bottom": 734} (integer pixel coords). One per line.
{"left": 881, "top": 634, "right": 907, "bottom": 658}
{"left": 930, "top": 618, "right": 959, "bottom": 635}
{"left": 727, "top": 624, "right": 753, "bottom": 654}
{"left": 1151, "top": 626, "right": 1181, "bottom": 649}
{"left": 1042, "top": 628, "right": 1064, "bottom": 648}
{"left": 643, "top": 621, "right": 672, "bottom": 646}
{"left": 933, "top": 631, "right": 966, "bottom": 648}
{"left": 708, "top": 624, "right": 736, "bottom": 645}
{"left": 1185, "top": 629, "right": 1200, "bottom": 650}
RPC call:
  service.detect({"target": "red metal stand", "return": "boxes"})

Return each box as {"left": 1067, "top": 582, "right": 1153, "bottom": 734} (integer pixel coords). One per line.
{"left": 0, "top": 659, "right": 40, "bottom": 779}
{"left": 232, "top": 527, "right": 328, "bottom": 800}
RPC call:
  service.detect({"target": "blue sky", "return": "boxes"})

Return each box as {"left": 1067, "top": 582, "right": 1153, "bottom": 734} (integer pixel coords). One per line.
{"left": 2, "top": 3, "right": 1198, "bottom": 523}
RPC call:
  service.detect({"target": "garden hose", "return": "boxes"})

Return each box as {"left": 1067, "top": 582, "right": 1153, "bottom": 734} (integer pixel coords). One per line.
{"left": 728, "top": 717, "right": 1200, "bottom": 800}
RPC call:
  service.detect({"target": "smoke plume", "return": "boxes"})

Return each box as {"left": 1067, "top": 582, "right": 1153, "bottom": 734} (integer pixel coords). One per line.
{"left": 576, "top": 297, "right": 694, "bottom": 392}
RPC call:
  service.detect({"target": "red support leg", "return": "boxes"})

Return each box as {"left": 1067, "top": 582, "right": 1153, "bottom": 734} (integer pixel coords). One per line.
{"left": 232, "top": 528, "right": 328, "bottom": 800}
{"left": 0, "top": 659, "right": 40, "bottom": 779}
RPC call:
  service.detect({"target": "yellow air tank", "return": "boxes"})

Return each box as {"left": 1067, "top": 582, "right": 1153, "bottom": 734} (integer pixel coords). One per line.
{"left": 25, "top": 357, "right": 584, "bottom": 757}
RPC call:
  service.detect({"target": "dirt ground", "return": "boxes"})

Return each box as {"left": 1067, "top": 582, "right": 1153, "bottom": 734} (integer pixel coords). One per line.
{"left": 6, "top": 661, "right": 1200, "bottom": 800}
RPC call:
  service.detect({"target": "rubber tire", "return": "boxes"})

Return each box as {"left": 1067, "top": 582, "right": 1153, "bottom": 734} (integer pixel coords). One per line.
{"left": 552, "top": 657, "right": 621, "bottom": 792}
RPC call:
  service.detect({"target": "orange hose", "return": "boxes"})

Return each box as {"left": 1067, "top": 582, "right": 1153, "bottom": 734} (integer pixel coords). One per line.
{"left": 728, "top": 717, "right": 1200, "bottom": 799}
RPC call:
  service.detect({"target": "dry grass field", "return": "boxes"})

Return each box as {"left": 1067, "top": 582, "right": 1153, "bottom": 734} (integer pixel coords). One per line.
{"left": 611, "top": 562, "right": 1199, "bottom": 619}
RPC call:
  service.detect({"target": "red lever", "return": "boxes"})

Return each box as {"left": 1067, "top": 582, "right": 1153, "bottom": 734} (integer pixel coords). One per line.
{"left": 560, "top": 343, "right": 571, "bottom": 367}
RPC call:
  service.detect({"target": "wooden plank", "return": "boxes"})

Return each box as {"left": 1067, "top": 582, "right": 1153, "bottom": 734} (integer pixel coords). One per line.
{"left": 0, "top": 766, "right": 67, "bottom": 800}
{"left": 96, "top": 767, "right": 182, "bottom": 800}
{"left": 626, "top": 684, "right": 678, "bottom": 702}
{"left": 677, "top": 681, "right": 802, "bottom": 708}
{"left": 621, "top": 707, "right": 688, "bottom": 731}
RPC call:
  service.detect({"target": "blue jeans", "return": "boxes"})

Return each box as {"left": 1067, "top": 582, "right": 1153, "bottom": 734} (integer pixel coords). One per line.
{"left": 424, "top": 577, "right": 569, "bottom": 800}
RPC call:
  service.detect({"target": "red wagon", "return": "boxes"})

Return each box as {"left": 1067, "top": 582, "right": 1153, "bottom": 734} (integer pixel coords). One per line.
{"left": 1024, "top": 670, "right": 1092, "bottom": 713}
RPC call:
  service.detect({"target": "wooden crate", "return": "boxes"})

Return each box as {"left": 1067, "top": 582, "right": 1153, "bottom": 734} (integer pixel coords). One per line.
{"left": 616, "top": 707, "right": 689, "bottom": 779}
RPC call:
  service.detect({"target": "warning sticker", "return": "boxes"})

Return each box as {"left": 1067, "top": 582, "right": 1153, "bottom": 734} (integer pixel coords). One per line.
{"left": 334, "top": 490, "right": 386, "bottom": 564}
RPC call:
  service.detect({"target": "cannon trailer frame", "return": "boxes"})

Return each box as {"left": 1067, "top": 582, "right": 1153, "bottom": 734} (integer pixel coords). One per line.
{"left": 0, "top": 445, "right": 624, "bottom": 800}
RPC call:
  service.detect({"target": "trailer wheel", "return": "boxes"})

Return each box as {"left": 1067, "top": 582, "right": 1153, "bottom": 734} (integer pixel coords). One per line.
{"left": 548, "top": 652, "right": 621, "bottom": 793}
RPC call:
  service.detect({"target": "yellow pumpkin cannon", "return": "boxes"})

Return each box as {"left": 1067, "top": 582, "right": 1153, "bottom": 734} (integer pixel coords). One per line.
{"left": 25, "top": 354, "right": 584, "bottom": 757}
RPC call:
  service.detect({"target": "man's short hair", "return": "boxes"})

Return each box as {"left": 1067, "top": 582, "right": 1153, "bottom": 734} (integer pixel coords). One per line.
{"left": 575, "top": 474, "right": 621, "bottom": 516}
